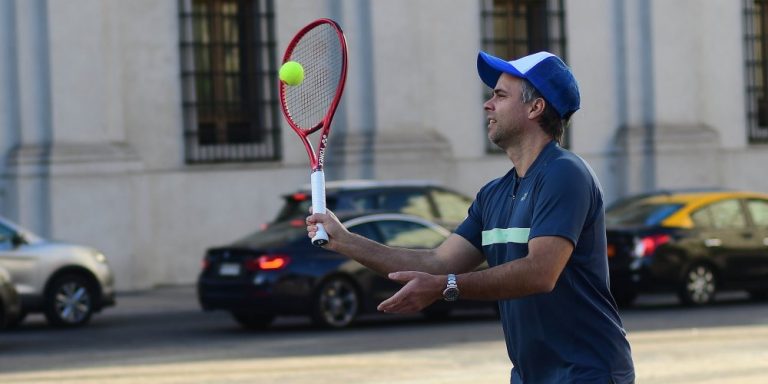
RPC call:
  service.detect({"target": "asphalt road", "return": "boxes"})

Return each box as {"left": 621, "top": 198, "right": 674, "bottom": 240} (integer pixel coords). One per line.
{"left": 1, "top": 286, "right": 768, "bottom": 383}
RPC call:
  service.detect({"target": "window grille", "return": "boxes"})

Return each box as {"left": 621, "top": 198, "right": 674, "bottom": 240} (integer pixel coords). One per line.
{"left": 744, "top": 0, "right": 768, "bottom": 143}
{"left": 179, "top": 0, "right": 281, "bottom": 163}
{"left": 479, "top": 0, "right": 568, "bottom": 151}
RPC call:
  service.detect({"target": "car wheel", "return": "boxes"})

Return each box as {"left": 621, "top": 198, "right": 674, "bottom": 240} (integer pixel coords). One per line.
{"left": 311, "top": 277, "right": 360, "bottom": 329}
{"left": 231, "top": 311, "right": 275, "bottom": 330}
{"left": 44, "top": 274, "right": 95, "bottom": 327}
{"left": 679, "top": 264, "right": 717, "bottom": 306}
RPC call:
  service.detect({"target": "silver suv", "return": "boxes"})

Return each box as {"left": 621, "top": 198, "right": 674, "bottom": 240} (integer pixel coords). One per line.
{"left": 0, "top": 216, "right": 115, "bottom": 327}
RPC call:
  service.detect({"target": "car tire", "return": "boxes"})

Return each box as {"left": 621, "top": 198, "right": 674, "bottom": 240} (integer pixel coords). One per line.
{"left": 231, "top": 311, "right": 275, "bottom": 330}
{"left": 678, "top": 263, "right": 717, "bottom": 306}
{"left": 44, "top": 274, "right": 96, "bottom": 327}
{"left": 311, "top": 276, "right": 360, "bottom": 329}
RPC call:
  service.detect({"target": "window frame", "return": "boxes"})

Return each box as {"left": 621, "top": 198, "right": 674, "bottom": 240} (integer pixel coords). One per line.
{"left": 178, "top": 0, "right": 282, "bottom": 163}
{"left": 744, "top": 0, "right": 768, "bottom": 143}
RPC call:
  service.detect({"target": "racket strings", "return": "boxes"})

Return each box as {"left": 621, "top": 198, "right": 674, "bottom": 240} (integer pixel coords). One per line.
{"left": 283, "top": 24, "right": 344, "bottom": 132}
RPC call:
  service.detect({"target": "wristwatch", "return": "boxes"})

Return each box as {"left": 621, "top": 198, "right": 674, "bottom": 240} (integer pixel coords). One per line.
{"left": 442, "top": 274, "right": 460, "bottom": 301}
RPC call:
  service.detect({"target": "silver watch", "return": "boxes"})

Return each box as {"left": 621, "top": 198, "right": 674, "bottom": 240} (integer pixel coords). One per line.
{"left": 442, "top": 274, "right": 460, "bottom": 301}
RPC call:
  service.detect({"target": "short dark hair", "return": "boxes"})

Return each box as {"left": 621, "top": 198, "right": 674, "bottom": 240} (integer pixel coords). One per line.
{"left": 520, "top": 79, "right": 568, "bottom": 144}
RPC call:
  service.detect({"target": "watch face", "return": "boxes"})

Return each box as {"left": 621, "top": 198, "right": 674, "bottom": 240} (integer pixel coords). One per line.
{"left": 443, "top": 287, "right": 459, "bottom": 301}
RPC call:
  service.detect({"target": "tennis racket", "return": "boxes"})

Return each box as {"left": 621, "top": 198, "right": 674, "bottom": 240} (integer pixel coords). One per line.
{"left": 279, "top": 19, "right": 348, "bottom": 246}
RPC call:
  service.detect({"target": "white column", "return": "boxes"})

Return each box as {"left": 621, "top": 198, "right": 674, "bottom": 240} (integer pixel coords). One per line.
{"left": 11, "top": 0, "right": 53, "bottom": 236}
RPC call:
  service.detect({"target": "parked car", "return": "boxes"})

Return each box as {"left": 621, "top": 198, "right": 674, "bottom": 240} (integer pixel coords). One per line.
{"left": 198, "top": 212, "right": 492, "bottom": 329}
{"left": 0, "top": 216, "right": 116, "bottom": 327}
{"left": 606, "top": 190, "right": 768, "bottom": 306}
{"left": 270, "top": 179, "right": 473, "bottom": 230}
{"left": 0, "top": 266, "right": 22, "bottom": 329}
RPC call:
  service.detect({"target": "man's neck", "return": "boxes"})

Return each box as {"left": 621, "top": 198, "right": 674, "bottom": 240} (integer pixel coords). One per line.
{"left": 506, "top": 134, "right": 553, "bottom": 177}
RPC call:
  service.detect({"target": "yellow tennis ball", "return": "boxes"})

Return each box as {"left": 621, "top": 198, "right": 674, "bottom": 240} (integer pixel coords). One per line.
{"left": 279, "top": 61, "right": 304, "bottom": 86}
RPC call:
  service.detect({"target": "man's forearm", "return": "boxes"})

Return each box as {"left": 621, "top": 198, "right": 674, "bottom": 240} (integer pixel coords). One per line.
{"left": 330, "top": 231, "right": 445, "bottom": 275}
{"left": 456, "top": 258, "right": 552, "bottom": 301}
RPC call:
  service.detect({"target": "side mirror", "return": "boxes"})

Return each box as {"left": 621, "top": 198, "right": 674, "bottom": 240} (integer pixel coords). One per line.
{"left": 11, "top": 233, "right": 27, "bottom": 248}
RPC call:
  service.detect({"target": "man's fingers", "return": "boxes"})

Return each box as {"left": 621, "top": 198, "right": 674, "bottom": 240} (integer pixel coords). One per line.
{"left": 378, "top": 289, "right": 407, "bottom": 312}
{"left": 388, "top": 271, "right": 418, "bottom": 284}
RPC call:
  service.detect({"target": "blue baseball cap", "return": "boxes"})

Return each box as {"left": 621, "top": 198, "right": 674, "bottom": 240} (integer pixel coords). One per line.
{"left": 477, "top": 51, "right": 580, "bottom": 119}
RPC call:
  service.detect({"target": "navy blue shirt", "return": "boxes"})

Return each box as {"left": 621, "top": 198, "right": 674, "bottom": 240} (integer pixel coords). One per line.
{"left": 455, "top": 141, "right": 635, "bottom": 384}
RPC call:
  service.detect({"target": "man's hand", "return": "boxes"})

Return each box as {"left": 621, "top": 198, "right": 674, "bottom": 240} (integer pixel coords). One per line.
{"left": 377, "top": 271, "right": 445, "bottom": 313}
{"left": 306, "top": 209, "right": 348, "bottom": 250}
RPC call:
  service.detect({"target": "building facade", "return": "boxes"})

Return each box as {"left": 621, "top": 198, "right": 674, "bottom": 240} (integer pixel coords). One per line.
{"left": 1, "top": 0, "right": 767, "bottom": 290}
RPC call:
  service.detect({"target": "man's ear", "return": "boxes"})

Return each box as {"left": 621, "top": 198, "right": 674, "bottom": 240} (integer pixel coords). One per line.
{"left": 528, "top": 98, "right": 546, "bottom": 120}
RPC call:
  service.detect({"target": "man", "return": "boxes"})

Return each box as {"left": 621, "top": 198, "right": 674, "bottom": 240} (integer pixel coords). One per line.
{"left": 306, "top": 51, "right": 635, "bottom": 383}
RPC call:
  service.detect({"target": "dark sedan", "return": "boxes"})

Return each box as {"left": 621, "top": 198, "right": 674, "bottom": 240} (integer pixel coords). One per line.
{"left": 606, "top": 190, "right": 768, "bottom": 306}
{"left": 0, "top": 266, "right": 21, "bottom": 329}
{"left": 198, "top": 213, "right": 492, "bottom": 329}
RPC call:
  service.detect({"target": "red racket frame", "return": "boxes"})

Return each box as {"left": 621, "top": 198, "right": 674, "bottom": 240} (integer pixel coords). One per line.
{"left": 279, "top": 18, "right": 348, "bottom": 172}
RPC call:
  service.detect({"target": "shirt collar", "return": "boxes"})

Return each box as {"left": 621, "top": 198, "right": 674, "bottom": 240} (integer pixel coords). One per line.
{"left": 512, "top": 140, "right": 559, "bottom": 180}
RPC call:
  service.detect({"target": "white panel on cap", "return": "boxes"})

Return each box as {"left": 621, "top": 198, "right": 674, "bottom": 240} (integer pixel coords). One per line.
{"left": 510, "top": 52, "right": 555, "bottom": 74}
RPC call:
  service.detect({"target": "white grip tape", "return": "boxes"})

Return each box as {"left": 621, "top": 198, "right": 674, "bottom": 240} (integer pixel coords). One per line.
{"left": 310, "top": 170, "right": 328, "bottom": 246}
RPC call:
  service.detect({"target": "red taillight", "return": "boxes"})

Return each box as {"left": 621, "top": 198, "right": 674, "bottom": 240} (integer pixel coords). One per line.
{"left": 245, "top": 255, "right": 291, "bottom": 271}
{"left": 292, "top": 192, "right": 309, "bottom": 201}
{"left": 636, "top": 234, "right": 671, "bottom": 257}
{"left": 201, "top": 258, "right": 210, "bottom": 270}
{"left": 289, "top": 219, "right": 305, "bottom": 227}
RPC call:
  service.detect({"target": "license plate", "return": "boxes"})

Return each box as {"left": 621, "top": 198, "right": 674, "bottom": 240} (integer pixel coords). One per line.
{"left": 219, "top": 263, "right": 241, "bottom": 276}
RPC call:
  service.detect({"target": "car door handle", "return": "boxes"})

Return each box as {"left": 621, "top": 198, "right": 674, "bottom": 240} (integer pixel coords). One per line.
{"left": 704, "top": 238, "right": 722, "bottom": 247}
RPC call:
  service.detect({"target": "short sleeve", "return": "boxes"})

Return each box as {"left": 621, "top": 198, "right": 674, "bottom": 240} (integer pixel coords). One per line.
{"left": 454, "top": 195, "right": 484, "bottom": 251}
{"left": 529, "top": 159, "right": 592, "bottom": 246}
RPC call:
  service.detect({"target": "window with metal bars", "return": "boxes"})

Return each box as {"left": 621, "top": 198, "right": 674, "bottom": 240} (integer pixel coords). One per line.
{"left": 479, "top": 0, "right": 568, "bottom": 151}
{"left": 744, "top": 0, "right": 768, "bottom": 143}
{"left": 179, "top": 0, "right": 281, "bottom": 163}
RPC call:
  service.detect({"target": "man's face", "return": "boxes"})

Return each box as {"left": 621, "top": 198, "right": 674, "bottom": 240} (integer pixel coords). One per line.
{"left": 483, "top": 74, "right": 530, "bottom": 149}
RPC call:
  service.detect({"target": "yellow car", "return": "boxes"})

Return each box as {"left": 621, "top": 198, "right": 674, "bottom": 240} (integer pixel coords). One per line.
{"left": 606, "top": 190, "right": 768, "bottom": 306}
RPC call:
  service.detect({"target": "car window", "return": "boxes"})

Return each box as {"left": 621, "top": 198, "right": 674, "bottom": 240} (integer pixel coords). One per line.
{"left": 691, "top": 199, "right": 747, "bottom": 229}
{"left": 374, "top": 220, "right": 446, "bottom": 248}
{"left": 347, "top": 222, "right": 380, "bottom": 242}
{"left": 274, "top": 194, "right": 339, "bottom": 222}
{"left": 233, "top": 221, "right": 307, "bottom": 247}
{"left": 605, "top": 203, "right": 683, "bottom": 227}
{"left": 345, "top": 190, "right": 435, "bottom": 220}
{"left": 746, "top": 199, "right": 768, "bottom": 228}
{"left": 431, "top": 189, "right": 471, "bottom": 223}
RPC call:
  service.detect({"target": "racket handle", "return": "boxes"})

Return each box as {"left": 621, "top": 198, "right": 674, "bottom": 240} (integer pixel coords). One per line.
{"left": 310, "top": 170, "right": 329, "bottom": 246}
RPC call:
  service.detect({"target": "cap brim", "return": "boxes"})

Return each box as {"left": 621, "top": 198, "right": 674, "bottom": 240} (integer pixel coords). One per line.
{"left": 477, "top": 51, "right": 524, "bottom": 89}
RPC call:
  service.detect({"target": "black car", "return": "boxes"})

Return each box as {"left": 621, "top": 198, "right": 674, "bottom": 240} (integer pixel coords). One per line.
{"left": 606, "top": 190, "right": 768, "bottom": 306}
{"left": 270, "top": 179, "right": 473, "bottom": 230}
{"left": 0, "top": 266, "right": 21, "bottom": 329}
{"left": 198, "top": 213, "right": 492, "bottom": 329}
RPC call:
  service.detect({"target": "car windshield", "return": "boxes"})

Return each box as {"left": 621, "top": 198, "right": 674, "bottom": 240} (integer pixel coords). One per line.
{"left": 232, "top": 221, "right": 307, "bottom": 248}
{"left": 273, "top": 194, "right": 339, "bottom": 223}
{"left": 606, "top": 202, "right": 683, "bottom": 227}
